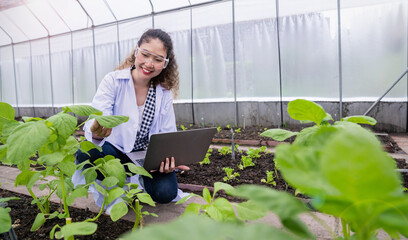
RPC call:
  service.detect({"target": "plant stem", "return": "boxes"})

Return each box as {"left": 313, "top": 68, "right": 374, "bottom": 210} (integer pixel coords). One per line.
{"left": 28, "top": 188, "right": 45, "bottom": 213}
{"left": 341, "top": 218, "right": 350, "bottom": 240}
{"left": 134, "top": 200, "right": 140, "bottom": 229}
{"left": 85, "top": 187, "right": 107, "bottom": 222}
{"left": 59, "top": 174, "right": 70, "bottom": 219}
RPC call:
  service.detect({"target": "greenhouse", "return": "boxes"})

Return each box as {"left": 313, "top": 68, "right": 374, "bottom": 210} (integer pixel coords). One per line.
{"left": 0, "top": 0, "right": 407, "bottom": 131}
{"left": 1, "top": 0, "right": 408, "bottom": 239}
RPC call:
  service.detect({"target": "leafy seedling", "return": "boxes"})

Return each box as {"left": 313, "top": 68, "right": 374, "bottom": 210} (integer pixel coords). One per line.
{"left": 238, "top": 155, "right": 255, "bottom": 170}
{"left": 261, "top": 170, "right": 276, "bottom": 186}
{"left": 222, "top": 167, "right": 240, "bottom": 182}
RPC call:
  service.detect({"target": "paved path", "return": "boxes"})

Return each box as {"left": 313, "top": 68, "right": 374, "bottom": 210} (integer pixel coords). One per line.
{"left": 1, "top": 134, "right": 408, "bottom": 239}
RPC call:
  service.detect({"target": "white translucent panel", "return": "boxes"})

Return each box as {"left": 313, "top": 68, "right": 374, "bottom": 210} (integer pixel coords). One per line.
{"left": 192, "top": 2, "right": 233, "bottom": 100}
{"left": 94, "top": 25, "right": 118, "bottom": 46}
{"left": 48, "top": 0, "right": 89, "bottom": 31}
{"left": 50, "top": 33, "right": 72, "bottom": 53}
{"left": 192, "top": 3, "right": 232, "bottom": 28}
{"left": 155, "top": 9, "right": 190, "bottom": 32}
{"left": 235, "top": 0, "right": 276, "bottom": 22}
{"left": 279, "top": 0, "right": 338, "bottom": 16}
{"left": 0, "top": 12, "right": 30, "bottom": 43}
{"left": 14, "top": 43, "right": 33, "bottom": 106}
{"left": 2, "top": 6, "right": 48, "bottom": 40}
{"left": 155, "top": 10, "right": 191, "bottom": 100}
{"left": 119, "top": 38, "right": 138, "bottom": 65}
{"left": 235, "top": 0, "right": 280, "bottom": 99}
{"left": 118, "top": 17, "right": 153, "bottom": 43}
{"left": 95, "top": 42, "right": 119, "bottom": 84}
{"left": 151, "top": 0, "right": 189, "bottom": 12}
{"left": 341, "top": 1, "right": 407, "bottom": 100}
{"left": 106, "top": 0, "right": 152, "bottom": 20}
{"left": 50, "top": 36, "right": 73, "bottom": 106}
{"left": 189, "top": 0, "right": 211, "bottom": 5}
{"left": 0, "top": 27, "right": 12, "bottom": 46}
{"left": 31, "top": 39, "right": 53, "bottom": 106}
{"left": 0, "top": 46, "right": 17, "bottom": 105}
{"left": 78, "top": 0, "right": 115, "bottom": 26}
{"left": 73, "top": 47, "right": 96, "bottom": 104}
{"left": 342, "top": 0, "right": 402, "bottom": 8}
{"left": 73, "top": 30, "right": 94, "bottom": 50}
{"left": 26, "top": 0, "right": 70, "bottom": 35}
{"left": 280, "top": 0, "right": 339, "bottom": 100}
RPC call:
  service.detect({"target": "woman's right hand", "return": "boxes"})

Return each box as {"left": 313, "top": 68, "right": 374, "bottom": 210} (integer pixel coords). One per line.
{"left": 90, "top": 119, "right": 112, "bottom": 140}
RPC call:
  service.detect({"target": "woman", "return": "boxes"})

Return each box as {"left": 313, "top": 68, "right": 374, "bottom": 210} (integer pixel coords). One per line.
{"left": 76, "top": 29, "right": 189, "bottom": 205}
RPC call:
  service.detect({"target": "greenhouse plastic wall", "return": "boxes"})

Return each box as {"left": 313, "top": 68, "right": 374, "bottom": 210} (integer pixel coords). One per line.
{"left": 0, "top": 0, "right": 407, "bottom": 132}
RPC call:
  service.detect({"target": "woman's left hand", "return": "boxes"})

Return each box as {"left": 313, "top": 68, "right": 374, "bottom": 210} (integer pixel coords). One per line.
{"left": 158, "top": 157, "right": 190, "bottom": 173}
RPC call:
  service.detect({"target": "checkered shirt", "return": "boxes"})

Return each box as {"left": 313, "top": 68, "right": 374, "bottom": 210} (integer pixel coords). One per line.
{"left": 132, "top": 81, "right": 156, "bottom": 151}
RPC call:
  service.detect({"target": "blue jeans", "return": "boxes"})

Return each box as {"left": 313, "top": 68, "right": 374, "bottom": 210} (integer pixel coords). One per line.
{"left": 76, "top": 141, "right": 178, "bottom": 204}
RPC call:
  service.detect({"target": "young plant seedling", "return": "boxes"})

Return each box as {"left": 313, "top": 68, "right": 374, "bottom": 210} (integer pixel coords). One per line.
{"left": 108, "top": 182, "right": 157, "bottom": 230}
{"left": 199, "top": 148, "right": 213, "bottom": 165}
{"left": 222, "top": 167, "right": 240, "bottom": 182}
{"left": 238, "top": 155, "right": 255, "bottom": 170}
{"left": 180, "top": 124, "right": 188, "bottom": 131}
{"left": 234, "top": 128, "right": 241, "bottom": 133}
{"left": 218, "top": 146, "right": 231, "bottom": 156}
{"left": 216, "top": 126, "right": 222, "bottom": 133}
{"left": 176, "top": 182, "right": 266, "bottom": 223}
{"left": 261, "top": 170, "right": 276, "bottom": 186}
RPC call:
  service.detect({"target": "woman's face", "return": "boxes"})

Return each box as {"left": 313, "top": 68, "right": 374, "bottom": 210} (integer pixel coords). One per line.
{"left": 133, "top": 38, "right": 168, "bottom": 82}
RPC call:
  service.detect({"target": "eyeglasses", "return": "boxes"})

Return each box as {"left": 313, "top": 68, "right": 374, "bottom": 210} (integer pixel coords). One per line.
{"left": 135, "top": 47, "right": 169, "bottom": 69}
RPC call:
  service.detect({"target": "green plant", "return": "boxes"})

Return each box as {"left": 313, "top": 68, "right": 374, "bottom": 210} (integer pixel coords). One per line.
{"left": 259, "top": 146, "right": 268, "bottom": 153}
{"left": 246, "top": 148, "right": 261, "bottom": 159}
{"left": 261, "top": 170, "right": 276, "bottom": 186}
{"left": 261, "top": 99, "right": 408, "bottom": 239}
{"left": 222, "top": 167, "right": 239, "bottom": 182}
{"left": 180, "top": 124, "right": 188, "bottom": 131}
{"left": 218, "top": 146, "right": 231, "bottom": 155}
{"left": 0, "top": 102, "right": 132, "bottom": 239}
{"left": 199, "top": 148, "right": 213, "bottom": 165}
{"left": 176, "top": 182, "right": 265, "bottom": 223}
{"left": 216, "top": 126, "right": 222, "bottom": 133}
{"left": 108, "top": 182, "right": 157, "bottom": 230}
{"left": 226, "top": 124, "right": 231, "bottom": 129}
{"left": 238, "top": 155, "right": 255, "bottom": 170}
{"left": 234, "top": 128, "right": 241, "bottom": 133}
{"left": 0, "top": 196, "right": 19, "bottom": 234}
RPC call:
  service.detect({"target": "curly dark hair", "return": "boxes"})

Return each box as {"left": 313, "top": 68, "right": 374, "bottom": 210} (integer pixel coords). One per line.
{"left": 116, "top": 29, "right": 179, "bottom": 97}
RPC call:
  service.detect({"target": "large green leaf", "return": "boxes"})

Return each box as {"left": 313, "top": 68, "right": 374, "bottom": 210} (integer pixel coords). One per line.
{"left": 37, "top": 151, "right": 65, "bottom": 165}
{"left": 136, "top": 193, "right": 155, "bottom": 207}
{"left": 7, "top": 121, "right": 50, "bottom": 164}
{"left": 63, "top": 105, "right": 102, "bottom": 116}
{"left": 31, "top": 213, "right": 46, "bottom": 231}
{"left": 204, "top": 198, "right": 237, "bottom": 222}
{"left": 0, "top": 102, "right": 15, "bottom": 121}
{"left": 341, "top": 115, "right": 377, "bottom": 125}
{"left": 274, "top": 144, "right": 335, "bottom": 196}
{"left": 124, "top": 163, "right": 152, "bottom": 178}
{"left": 55, "top": 222, "right": 97, "bottom": 239}
{"left": 0, "top": 207, "right": 11, "bottom": 234}
{"left": 91, "top": 114, "right": 129, "bottom": 128}
{"left": 0, "top": 121, "right": 21, "bottom": 144}
{"left": 287, "top": 99, "right": 327, "bottom": 126}
{"left": 47, "top": 112, "right": 77, "bottom": 141}
{"left": 110, "top": 201, "right": 128, "bottom": 222}
{"left": 104, "top": 159, "right": 126, "bottom": 187}
{"left": 15, "top": 170, "right": 41, "bottom": 189}
{"left": 234, "top": 200, "right": 267, "bottom": 221}
{"left": 121, "top": 215, "right": 300, "bottom": 240}
{"left": 231, "top": 185, "right": 313, "bottom": 238}
{"left": 321, "top": 126, "right": 401, "bottom": 201}
{"left": 260, "top": 128, "right": 298, "bottom": 141}
{"left": 107, "top": 187, "right": 125, "bottom": 205}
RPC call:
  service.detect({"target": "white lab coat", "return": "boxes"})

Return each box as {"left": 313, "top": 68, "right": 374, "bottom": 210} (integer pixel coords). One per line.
{"left": 84, "top": 67, "right": 177, "bottom": 152}
{"left": 72, "top": 68, "right": 187, "bottom": 211}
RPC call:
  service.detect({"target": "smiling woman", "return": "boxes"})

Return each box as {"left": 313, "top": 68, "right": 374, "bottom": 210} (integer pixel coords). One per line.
{"left": 73, "top": 29, "right": 188, "bottom": 212}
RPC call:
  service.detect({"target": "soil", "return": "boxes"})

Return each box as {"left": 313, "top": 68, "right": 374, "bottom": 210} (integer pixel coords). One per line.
{"left": 0, "top": 125, "right": 406, "bottom": 239}
{"left": 0, "top": 189, "right": 133, "bottom": 240}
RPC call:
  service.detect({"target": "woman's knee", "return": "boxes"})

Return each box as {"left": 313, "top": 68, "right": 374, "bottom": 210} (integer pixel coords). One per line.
{"left": 143, "top": 172, "right": 178, "bottom": 204}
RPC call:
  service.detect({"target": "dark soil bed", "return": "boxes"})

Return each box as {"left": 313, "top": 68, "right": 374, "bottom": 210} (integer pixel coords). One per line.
{"left": 1, "top": 124, "right": 406, "bottom": 239}
{"left": 0, "top": 189, "right": 133, "bottom": 240}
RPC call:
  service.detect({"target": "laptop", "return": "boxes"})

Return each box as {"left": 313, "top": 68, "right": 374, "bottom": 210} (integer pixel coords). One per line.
{"left": 142, "top": 127, "right": 217, "bottom": 171}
